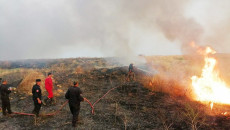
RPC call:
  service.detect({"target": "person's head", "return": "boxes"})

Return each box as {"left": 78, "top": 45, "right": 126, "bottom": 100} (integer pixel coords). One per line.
{"left": 48, "top": 72, "right": 52, "bottom": 78}
{"left": 36, "top": 79, "right": 41, "bottom": 86}
{"left": 2, "top": 80, "right": 7, "bottom": 85}
{"left": 73, "top": 81, "right": 79, "bottom": 87}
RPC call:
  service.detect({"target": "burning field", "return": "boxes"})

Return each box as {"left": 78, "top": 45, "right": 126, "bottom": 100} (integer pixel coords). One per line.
{"left": 0, "top": 52, "right": 230, "bottom": 129}
{"left": 2, "top": 0, "right": 230, "bottom": 129}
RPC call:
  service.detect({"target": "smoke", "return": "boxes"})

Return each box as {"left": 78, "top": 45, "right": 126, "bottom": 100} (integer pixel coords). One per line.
{"left": 0, "top": 0, "right": 230, "bottom": 61}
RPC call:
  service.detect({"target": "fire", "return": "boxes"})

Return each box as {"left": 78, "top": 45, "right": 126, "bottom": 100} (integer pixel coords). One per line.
{"left": 221, "top": 112, "right": 228, "bottom": 115}
{"left": 210, "top": 102, "right": 214, "bottom": 110}
{"left": 191, "top": 46, "right": 230, "bottom": 105}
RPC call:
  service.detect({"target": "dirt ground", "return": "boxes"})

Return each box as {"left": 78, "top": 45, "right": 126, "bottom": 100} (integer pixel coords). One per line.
{"left": 0, "top": 57, "right": 230, "bottom": 130}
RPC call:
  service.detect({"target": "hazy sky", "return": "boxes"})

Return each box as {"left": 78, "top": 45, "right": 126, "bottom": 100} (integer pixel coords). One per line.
{"left": 0, "top": 0, "right": 230, "bottom": 60}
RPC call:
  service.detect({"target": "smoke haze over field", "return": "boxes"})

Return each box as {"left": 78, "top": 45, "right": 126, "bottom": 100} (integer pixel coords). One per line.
{"left": 0, "top": 0, "right": 230, "bottom": 60}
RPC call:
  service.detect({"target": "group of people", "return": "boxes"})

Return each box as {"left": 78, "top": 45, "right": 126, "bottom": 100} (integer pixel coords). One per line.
{"left": 0, "top": 72, "right": 85, "bottom": 127}
{"left": 0, "top": 64, "right": 135, "bottom": 127}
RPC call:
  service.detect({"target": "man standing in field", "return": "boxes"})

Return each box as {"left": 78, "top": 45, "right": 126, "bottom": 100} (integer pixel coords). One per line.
{"left": 0, "top": 80, "right": 12, "bottom": 116}
{"left": 43, "top": 72, "right": 54, "bottom": 105}
{"left": 129, "top": 63, "right": 134, "bottom": 73}
{"left": 128, "top": 63, "right": 135, "bottom": 81}
{"left": 32, "top": 79, "right": 42, "bottom": 117}
{"left": 65, "top": 81, "right": 85, "bottom": 127}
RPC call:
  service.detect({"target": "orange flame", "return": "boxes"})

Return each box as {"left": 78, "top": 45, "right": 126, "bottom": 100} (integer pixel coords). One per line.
{"left": 210, "top": 102, "right": 214, "bottom": 110}
{"left": 221, "top": 112, "right": 228, "bottom": 115}
{"left": 191, "top": 46, "right": 230, "bottom": 105}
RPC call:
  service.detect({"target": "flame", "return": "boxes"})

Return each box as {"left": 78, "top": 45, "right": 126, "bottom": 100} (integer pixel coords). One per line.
{"left": 221, "top": 112, "right": 228, "bottom": 115}
{"left": 191, "top": 46, "right": 230, "bottom": 105}
{"left": 210, "top": 102, "right": 214, "bottom": 110}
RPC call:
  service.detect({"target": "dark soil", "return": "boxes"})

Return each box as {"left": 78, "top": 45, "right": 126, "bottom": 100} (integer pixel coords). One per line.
{"left": 0, "top": 65, "right": 230, "bottom": 130}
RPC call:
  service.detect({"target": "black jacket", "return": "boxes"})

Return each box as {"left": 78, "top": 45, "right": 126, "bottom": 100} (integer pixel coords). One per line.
{"left": 129, "top": 64, "right": 134, "bottom": 72}
{"left": 65, "top": 86, "right": 84, "bottom": 106}
{"left": 32, "top": 84, "right": 42, "bottom": 100}
{"left": 0, "top": 84, "right": 11, "bottom": 100}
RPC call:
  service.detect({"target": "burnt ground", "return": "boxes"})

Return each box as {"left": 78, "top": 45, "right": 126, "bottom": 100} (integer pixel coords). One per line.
{"left": 1, "top": 66, "right": 230, "bottom": 130}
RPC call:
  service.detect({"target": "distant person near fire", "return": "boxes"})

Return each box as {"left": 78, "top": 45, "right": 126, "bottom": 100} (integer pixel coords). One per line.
{"left": 65, "top": 81, "right": 85, "bottom": 127}
{"left": 32, "top": 79, "right": 42, "bottom": 117}
{"left": 43, "top": 72, "right": 55, "bottom": 106}
{"left": 129, "top": 63, "right": 134, "bottom": 72}
{"left": 128, "top": 63, "right": 135, "bottom": 81}
{"left": 0, "top": 80, "right": 13, "bottom": 116}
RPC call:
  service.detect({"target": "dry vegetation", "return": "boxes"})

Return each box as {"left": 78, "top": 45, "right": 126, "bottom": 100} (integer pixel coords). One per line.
{"left": 0, "top": 56, "right": 230, "bottom": 129}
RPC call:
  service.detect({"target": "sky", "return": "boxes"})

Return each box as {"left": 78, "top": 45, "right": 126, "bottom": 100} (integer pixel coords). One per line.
{"left": 0, "top": 0, "right": 230, "bottom": 60}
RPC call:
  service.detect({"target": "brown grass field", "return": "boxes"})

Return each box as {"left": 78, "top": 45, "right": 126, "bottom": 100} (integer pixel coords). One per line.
{"left": 0, "top": 55, "right": 230, "bottom": 129}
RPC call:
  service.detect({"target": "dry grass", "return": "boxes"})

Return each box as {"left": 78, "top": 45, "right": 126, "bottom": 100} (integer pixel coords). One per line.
{"left": 1, "top": 56, "right": 230, "bottom": 129}
{"left": 181, "top": 104, "right": 207, "bottom": 130}
{"left": 157, "top": 109, "right": 173, "bottom": 130}
{"left": 17, "top": 71, "right": 46, "bottom": 95}
{"left": 0, "top": 68, "right": 28, "bottom": 78}
{"left": 146, "top": 74, "right": 187, "bottom": 97}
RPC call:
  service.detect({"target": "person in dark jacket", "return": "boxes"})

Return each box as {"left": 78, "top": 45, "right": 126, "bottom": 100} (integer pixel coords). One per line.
{"left": 0, "top": 80, "right": 12, "bottom": 116}
{"left": 65, "top": 81, "right": 85, "bottom": 127}
{"left": 129, "top": 63, "right": 134, "bottom": 72}
{"left": 128, "top": 63, "right": 135, "bottom": 81}
{"left": 32, "top": 79, "right": 42, "bottom": 117}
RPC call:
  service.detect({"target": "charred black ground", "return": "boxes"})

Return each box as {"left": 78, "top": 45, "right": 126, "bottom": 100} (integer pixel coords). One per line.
{"left": 0, "top": 57, "right": 230, "bottom": 130}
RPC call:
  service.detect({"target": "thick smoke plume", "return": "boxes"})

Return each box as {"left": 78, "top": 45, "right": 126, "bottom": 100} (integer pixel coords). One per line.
{"left": 0, "top": 0, "right": 230, "bottom": 61}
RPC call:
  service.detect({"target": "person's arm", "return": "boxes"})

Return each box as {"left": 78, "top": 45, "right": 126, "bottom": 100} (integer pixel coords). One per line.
{"left": 37, "top": 98, "right": 41, "bottom": 104}
{"left": 79, "top": 94, "right": 84, "bottom": 102}
{"left": 79, "top": 89, "right": 84, "bottom": 102}
{"left": 36, "top": 89, "right": 41, "bottom": 104}
{"left": 34, "top": 87, "right": 41, "bottom": 103}
{"left": 49, "top": 78, "right": 53, "bottom": 88}
{"left": 65, "top": 89, "right": 70, "bottom": 99}
{"left": 2, "top": 86, "right": 11, "bottom": 94}
{"left": 5, "top": 85, "right": 11, "bottom": 94}
{"left": 6, "top": 88, "right": 11, "bottom": 94}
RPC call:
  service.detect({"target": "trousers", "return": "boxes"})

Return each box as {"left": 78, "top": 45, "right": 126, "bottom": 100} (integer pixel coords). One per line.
{"left": 33, "top": 100, "right": 41, "bottom": 116}
{"left": 69, "top": 104, "right": 80, "bottom": 127}
{"left": 1, "top": 99, "right": 12, "bottom": 115}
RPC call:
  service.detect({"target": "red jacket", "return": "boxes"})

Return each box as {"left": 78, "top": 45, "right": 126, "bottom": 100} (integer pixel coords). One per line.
{"left": 45, "top": 77, "right": 53, "bottom": 90}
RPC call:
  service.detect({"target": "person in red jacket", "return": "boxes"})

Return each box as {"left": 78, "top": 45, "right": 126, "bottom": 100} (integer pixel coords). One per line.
{"left": 43, "top": 72, "right": 54, "bottom": 106}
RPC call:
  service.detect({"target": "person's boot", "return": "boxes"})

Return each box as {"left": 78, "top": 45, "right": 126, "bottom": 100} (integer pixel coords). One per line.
{"left": 51, "top": 98, "right": 56, "bottom": 105}
{"left": 72, "top": 122, "right": 76, "bottom": 127}
{"left": 72, "top": 118, "right": 77, "bottom": 127}
{"left": 8, "top": 110, "right": 12, "bottom": 115}
{"left": 72, "top": 120, "right": 76, "bottom": 127}
{"left": 36, "top": 113, "right": 39, "bottom": 117}
{"left": 46, "top": 98, "right": 52, "bottom": 106}
{"left": 50, "top": 98, "right": 53, "bottom": 104}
